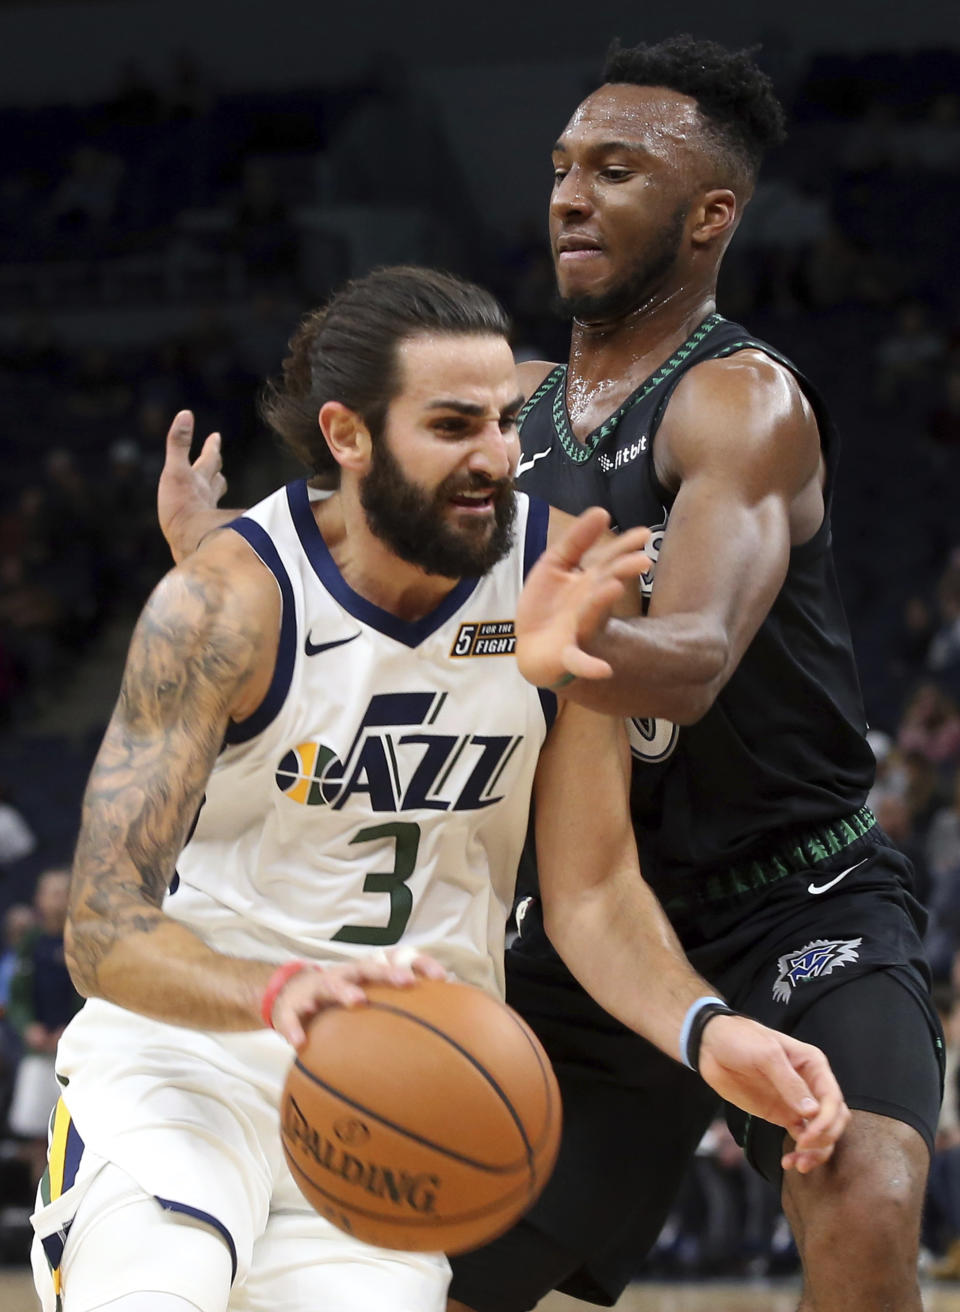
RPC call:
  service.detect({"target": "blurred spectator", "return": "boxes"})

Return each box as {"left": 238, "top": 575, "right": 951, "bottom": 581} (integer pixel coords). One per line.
{"left": 163, "top": 50, "right": 216, "bottom": 121}
{"left": 0, "top": 904, "right": 35, "bottom": 1014}
{"left": 920, "top": 770, "right": 960, "bottom": 977}
{"left": 837, "top": 99, "right": 900, "bottom": 175}
{"left": 43, "top": 145, "right": 124, "bottom": 246}
{"left": 874, "top": 299, "right": 946, "bottom": 404}
{"left": 896, "top": 93, "right": 960, "bottom": 174}
{"left": 928, "top": 562, "right": 960, "bottom": 691}
{"left": 64, "top": 348, "right": 135, "bottom": 423}
{"left": 926, "top": 985, "right": 960, "bottom": 1275}
{"left": 98, "top": 439, "right": 168, "bottom": 610}
{"left": 898, "top": 682, "right": 960, "bottom": 769}
{"left": 928, "top": 364, "right": 960, "bottom": 454}
{"left": 874, "top": 791, "right": 931, "bottom": 908}
{"left": 6, "top": 870, "right": 81, "bottom": 1181}
{"left": 927, "top": 767, "right": 960, "bottom": 889}
{"left": 103, "top": 58, "right": 161, "bottom": 127}
{"left": 229, "top": 159, "right": 299, "bottom": 288}
{"left": 0, "top": 902, "right": 36, "bottom": 1127}
{"left": 0, "top": 783, "right": 36, "bottom": 867}
{"left": 0, "top": 315, "right": 65, "bottom": 379}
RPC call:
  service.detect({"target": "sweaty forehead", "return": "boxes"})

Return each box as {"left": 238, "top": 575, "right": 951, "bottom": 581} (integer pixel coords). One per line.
{"left": 395, "top": 333, "right": 518, "bottom": 406}
{"left": 559, "top": 83, "right": 702, "bottom": 152}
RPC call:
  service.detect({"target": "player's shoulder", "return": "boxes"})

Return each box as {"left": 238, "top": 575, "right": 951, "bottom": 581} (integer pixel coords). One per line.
{"left": 516, "top": 358, "right": 562, "bottom": 400}
{"left": 672, "top": 346, "right": 805, "bottom": 413}
{"left": 152, "top": 522, "right": 280, "bottom": 634}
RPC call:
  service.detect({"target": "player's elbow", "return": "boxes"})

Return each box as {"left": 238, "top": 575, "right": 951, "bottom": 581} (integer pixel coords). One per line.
{"left": 64, "top": 917, "right": 98, "bottom": 998}
{"left": 663, "top": 633, "right": 729, "bottom": 724}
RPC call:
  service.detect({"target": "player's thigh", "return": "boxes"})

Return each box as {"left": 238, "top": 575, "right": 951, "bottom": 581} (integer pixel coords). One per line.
{"left": 734, "top": 969, "right": 942, "bottom": 1183}
{"left": 51, "top": 1163, "right": 233, "bottom": 1312}
{"left": 448, "top": 1064, "right": 718, "bottom": 1312}
{"left": 234, "top": 1206, "right": 449, "bottom": 1312}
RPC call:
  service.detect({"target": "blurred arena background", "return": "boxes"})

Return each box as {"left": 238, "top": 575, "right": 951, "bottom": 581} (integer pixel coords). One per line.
{"left": 0, "top": 0, "right": 958, "bottom": 1304}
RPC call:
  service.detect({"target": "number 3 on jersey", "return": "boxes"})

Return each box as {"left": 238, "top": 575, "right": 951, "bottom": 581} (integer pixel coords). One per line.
{"left": 332, "top": 821, "right": 420, "bottom": 945}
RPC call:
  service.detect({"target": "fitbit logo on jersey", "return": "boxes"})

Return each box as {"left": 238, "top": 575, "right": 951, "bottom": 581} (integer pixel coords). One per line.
{"left": 598, "top": 434, "right": 647, "bottom": 473}
{"left": 275, "top": 691, "right": 521, "bottom": 811}
{"left": 283, "top": 1097, "right": 440, "bottom": 1214}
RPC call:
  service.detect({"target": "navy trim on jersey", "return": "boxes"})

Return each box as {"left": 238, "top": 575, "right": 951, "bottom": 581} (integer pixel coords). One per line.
{"left": 522, "top": 494, "right": 550, "bottom": 580}
{"left": 156, "top": 1197, "right": 238, "bottom": 1282}
{"left": 538, "top": 688, "right": 559, "bottom": 733}
{"left": 223, "top": 518, "right": 297, "bottom": 745}
{"left": 286, "top": 479, "right": 482, "bottom": 648}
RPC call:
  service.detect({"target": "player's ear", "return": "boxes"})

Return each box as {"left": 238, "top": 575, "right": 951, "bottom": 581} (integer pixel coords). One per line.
{"left": 319, "top": 401, "right": 372, "bottom": 473}
{"left": 690, "top": 188, "right": 737, "bottom": 246}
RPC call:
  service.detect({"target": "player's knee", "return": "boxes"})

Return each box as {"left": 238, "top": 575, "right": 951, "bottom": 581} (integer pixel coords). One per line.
{"left": 788, "top": 1116, "right": 927, "bottom": 1258}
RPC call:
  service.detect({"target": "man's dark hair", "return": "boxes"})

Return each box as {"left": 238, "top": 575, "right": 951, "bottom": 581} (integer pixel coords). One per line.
{"left": 261, "top": 265, "right": 510, "bottom": 477}
{"left": 601, "top": 34, "right": 787, "bottom": 188}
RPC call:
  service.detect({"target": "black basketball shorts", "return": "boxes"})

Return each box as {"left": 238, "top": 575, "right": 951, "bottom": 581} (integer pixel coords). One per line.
{"left": 448, "top": 830, "right": 943, "bottom": 1312}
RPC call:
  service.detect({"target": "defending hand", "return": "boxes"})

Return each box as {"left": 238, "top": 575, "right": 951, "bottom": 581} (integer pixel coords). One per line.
{"left": 516, "top": 507, "right": 651, "bottom": 688}
{"left": 698, "top": 1014, "right": 850, "bottom": 1173}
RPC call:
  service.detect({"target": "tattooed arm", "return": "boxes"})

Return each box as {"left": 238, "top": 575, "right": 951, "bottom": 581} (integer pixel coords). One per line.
{"left": 66, "top": 533, "right": 441, "bottom": 1038}
{"left": 66, "top": 532, "right": 282, "bottom": 1028}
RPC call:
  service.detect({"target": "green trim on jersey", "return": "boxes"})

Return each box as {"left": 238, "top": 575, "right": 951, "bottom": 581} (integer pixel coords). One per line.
{"left": 517, "top": 365, "right": 565, "bottom": 432}
{"left": 536, "top": 313, "right": 725, "bottom": 464}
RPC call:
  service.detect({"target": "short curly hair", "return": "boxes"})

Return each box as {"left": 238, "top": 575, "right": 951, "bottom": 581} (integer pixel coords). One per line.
{"left": 601, "top": 34, "right": 787, "bottom": 187}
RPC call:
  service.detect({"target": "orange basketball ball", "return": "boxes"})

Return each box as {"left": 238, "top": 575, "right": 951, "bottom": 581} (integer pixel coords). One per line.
{"left": 280, "top": 977, "right": 562, "bottom": 1254}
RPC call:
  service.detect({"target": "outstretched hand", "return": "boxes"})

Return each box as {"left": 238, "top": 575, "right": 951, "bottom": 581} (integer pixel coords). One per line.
{"left": 516, "top": 507, "right": 651, "bottom": 689}
{"left": 698, "top": 1015, "right": 850, "bottom": 1173}
{"left": 158, "top": 409, "right": 232, "bottom": 563}
{"left": 269, "top": 948, "right": 449, "bottom": 1050}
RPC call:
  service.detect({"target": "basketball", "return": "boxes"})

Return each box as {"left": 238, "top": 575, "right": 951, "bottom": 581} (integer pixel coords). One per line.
{"left": 279, "top": 977, "right": 562, "bottom": 1254}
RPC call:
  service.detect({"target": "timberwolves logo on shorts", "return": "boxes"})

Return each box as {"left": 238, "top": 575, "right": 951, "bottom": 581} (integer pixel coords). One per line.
{"left": 772, "top": 937, "right": 862, "bottom": 1003}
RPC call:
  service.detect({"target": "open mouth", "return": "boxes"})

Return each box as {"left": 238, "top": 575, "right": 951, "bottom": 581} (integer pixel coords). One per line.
{"left": 449, "top": 489, "right": 496, "bottom": 513}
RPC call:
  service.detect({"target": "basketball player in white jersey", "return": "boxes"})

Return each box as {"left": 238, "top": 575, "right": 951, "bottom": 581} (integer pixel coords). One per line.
{"left": 34, "top": 267, "right": 847, "bottom": 1312}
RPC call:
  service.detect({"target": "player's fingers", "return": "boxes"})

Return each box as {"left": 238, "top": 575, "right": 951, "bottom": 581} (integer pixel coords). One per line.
{"left": 603, "top": 549, "right": 652, "bottom": 582}
{"left": 572, "top": 578, "right": 627, "bottom": 643}
{"left": 583, "top": 524, "right": 652, "bottom": 568}
{"left": 779, "top": 1037, "right": 849, "bottom": 1143}
{"left": 386, "top": 946, "right": 447, "bottom": 982}
{"left": 560, "top": 641, "right": 614, "bottom": 682}
{"left": 165, "top": 409, "right": 195, "bottom": 465}
{"left": 193, "top": 430, "right": 222, "bottom": 475}
{"left": 551, "top": 506, "right": 612, "bottom": 569}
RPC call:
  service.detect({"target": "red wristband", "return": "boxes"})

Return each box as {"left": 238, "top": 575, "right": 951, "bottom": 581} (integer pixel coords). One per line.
{"left": 260, "top": 960, "right": 311, "bottom": 1029}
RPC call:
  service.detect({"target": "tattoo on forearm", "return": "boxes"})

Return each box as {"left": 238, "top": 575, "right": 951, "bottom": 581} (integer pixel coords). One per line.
{"left": 68, "top": 564, "right": 263, "bottom": 994}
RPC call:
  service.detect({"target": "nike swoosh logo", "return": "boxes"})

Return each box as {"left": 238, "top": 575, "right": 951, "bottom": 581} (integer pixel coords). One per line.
{"left": 807, "top": 856, "right": 869, "bottom": 895}
{"left": 304, "top": 632, "right": 361, "bottom": 657}
{"left": 516, "top": 448, "right": 551, "bottom": 476}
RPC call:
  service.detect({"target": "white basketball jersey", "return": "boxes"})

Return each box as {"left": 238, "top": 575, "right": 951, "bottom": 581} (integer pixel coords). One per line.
{"left": 167, "top": 480, "right": 556, "bottom": 999}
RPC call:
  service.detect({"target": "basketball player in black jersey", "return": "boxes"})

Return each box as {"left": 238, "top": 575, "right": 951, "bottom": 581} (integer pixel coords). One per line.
{"left": 157, "top": 38, "right": 941, "bottom": 1312}
{"left": 445, "top": 34, "right": 943, "bottom": 1312}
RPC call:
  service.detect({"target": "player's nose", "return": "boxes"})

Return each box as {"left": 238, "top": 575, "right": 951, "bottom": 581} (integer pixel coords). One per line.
{"left": 550, "top": 166, "right": 593, "bottom": 220}
{"left": 469, "top": 424, "right": 515, "bottom": 481}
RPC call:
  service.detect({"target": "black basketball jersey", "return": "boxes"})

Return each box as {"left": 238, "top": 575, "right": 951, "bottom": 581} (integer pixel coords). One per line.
{"left": 515, "top": 313, "right": 876, "bottom": 901}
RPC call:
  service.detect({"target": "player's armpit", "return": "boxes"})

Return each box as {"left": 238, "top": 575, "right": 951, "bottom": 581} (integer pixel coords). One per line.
{"left": 66, "top": 546, "right": 279, "bottom": 1024}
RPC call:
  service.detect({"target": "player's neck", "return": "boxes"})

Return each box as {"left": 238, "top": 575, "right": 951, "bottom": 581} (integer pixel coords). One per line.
{"left": 567, "top": 285, "right": 716, "bottom": 393}
{"left": 314, "top": 494, "right": 461, "bottom": 622}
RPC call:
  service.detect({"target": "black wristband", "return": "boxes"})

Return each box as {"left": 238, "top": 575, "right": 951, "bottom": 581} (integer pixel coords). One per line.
{"left": 685, "top": 1001, "right": 739, "bottom": 1073}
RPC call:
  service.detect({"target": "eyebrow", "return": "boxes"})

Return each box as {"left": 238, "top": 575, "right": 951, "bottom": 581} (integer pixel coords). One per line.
{"left": 425, "top": 394, "right": 525, "bottom": 417}
{"left": 552, "top": 138, "right": 651, "bottom": 156}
